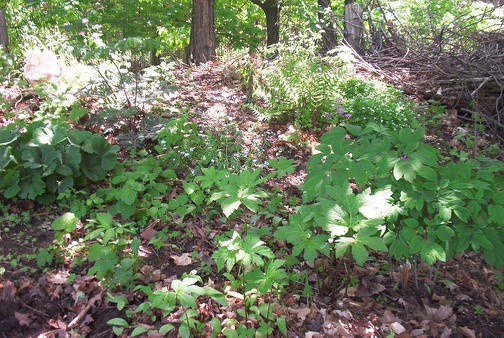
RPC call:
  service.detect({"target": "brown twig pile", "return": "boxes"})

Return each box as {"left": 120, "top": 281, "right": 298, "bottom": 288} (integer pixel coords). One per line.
{"left": 357, "top": 3, "right": 504, "bottom": 142}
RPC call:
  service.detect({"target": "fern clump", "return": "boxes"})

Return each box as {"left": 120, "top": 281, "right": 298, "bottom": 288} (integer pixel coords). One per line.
{"left": 254, "top": 52, "right": 341, "bottom": 130}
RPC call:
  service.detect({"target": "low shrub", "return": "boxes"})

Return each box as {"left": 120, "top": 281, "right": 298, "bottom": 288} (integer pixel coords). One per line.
{"left": 0, "top": 121, "right": 119, "bottom": 202}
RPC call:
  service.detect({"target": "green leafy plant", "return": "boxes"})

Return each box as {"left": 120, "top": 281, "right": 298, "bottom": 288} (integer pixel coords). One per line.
{"left": 194, "top": 157, "right": 295, "bottom": 218}
{"left": 0, "top": 122, "right": 119, "bottom": 202}
{"left": 213, "top": 229, "right": 289, "bottom": 337}
{"left": 337, "top": 77, "right": 418, "bottom": 130}
{"left": 276, "top": 123, "right": 504, "bottom": 272}
{"left": 109, "top": 275, "right": 227, "bottom": 337}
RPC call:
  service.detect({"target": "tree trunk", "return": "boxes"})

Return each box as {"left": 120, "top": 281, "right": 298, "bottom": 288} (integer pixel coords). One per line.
{"left": 188, "top": 0, "right": 216, "bottom": 65}
{"left": 251, "top": 0, "right": 281, "bottom": 46}
{"left": 0, "top": 9, "right": 9, "bottom": 53}
{"left": 344, "top": 0, "right": 364, "bottom": 55}
{"left": 317, "top": 0, "right": 338, "bottom": 54}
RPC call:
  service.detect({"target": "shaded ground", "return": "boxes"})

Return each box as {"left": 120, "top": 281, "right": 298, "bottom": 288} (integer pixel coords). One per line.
{"left": 1, "top": 60, "right": 503, "bottom": 337}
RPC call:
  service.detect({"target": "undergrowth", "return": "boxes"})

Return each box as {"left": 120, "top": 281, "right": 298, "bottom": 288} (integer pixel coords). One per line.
{"left": 1, "top": 44, "right": 502, "bottom": 337}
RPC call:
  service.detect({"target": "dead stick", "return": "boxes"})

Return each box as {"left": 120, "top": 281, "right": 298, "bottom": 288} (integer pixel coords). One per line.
{"left": 68, "top": 293, "right": 102, "bottom": 329}
{"left": 19, "top": 299, "right": 49, "bottom": 318}
{"left": 36, "top": 329, "right": 65, "bottom": 338}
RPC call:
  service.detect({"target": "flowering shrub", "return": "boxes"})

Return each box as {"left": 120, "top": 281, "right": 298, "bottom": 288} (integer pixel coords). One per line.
{"left": 23, "top": 49, "right": 64, "bottom": 85}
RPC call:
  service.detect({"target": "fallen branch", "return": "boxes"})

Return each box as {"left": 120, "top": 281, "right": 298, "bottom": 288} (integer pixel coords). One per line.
{"left": 68, "top": 293, "right": 102, "bottom": 329}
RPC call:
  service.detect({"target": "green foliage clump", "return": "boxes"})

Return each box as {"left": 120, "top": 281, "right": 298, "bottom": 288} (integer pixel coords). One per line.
{"left": 337, "top": 77, "right": 418, "bottom": 130}
{"left": 255, "top": 48, "right": 418, "bottom": 131}
{"left": 276, "top": 123, "right": 504, "bottom": 268}
{"left": 254, "top": 51, "right": 341, "bottom": 130}
{"left": 0, "top": 122, "right": 119, "bottom": 202}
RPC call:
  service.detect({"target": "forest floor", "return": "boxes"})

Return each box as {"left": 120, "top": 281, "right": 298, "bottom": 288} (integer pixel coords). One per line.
{"left": 1, "top": 60, "right": 503, "bottom": 338}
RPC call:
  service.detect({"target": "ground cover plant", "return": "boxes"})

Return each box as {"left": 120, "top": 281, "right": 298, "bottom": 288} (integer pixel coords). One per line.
{"left": 1, "top": 1, "right": 503, "bottom": 337}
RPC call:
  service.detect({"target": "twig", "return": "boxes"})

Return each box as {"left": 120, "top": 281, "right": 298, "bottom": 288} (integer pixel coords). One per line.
{"left": 19, "top": 299, "right": 49, "bottom": 318}
{"left": 36, "top": 329, "right": 65, "bottom": 338}
{"left": 67, "top": 293, "right": 102, "bottom": 329}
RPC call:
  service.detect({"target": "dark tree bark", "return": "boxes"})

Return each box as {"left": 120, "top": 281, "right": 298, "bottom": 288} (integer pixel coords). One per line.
{"left": 344, "top": 0, "right": 364, "bottom": 54}
{"left": 0, "top": 9, "right": 9, "bottom": 53}
{"left": 250, "top": 0, "right": 281, "bottom": 46}
{"left": 317, "top": 0, "right": 338, "bottom": 53}
{"left": 188, "top": 0, "right": 216, "bottom": 65}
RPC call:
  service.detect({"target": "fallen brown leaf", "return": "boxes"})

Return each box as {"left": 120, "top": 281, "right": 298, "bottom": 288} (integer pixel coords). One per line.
{"left": 140, "top": 226, "right": 157, "bottom": 241}
{"left": 288, "top": 307, "right": 311, "bottom": 322}
{"left": 47, "top": 270, "right": 69, "bottom": 284}
{"left": 424, "top": 304, "right": 453, "bottom": 322}
{"left": 170, "top": 253, "right": 192, "bottom": 266}
{"left": 1, "top": 280, "right": 17, "bottom": 301}
{"left": 390, "top": 321, "right": 406, "bottom": 334}
{"left": 15, "top": 312, "right": 32, "bottom": 326}
{"left": 458, "top": 326, "right": 476, "bottom": 338}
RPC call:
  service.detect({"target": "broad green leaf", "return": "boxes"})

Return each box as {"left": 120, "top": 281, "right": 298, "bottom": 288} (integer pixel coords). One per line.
{"left": 438, "top": 206, "right": 452, "bottom": 221}
{"left": 116, "top": 297, "right": 128, "bottom": 311}
{"left": 36, "top": 249, "right": 53, "bottom": 267}
{"left": 0, "top": 147, "right": 13, "bottom": 169}
{"left": 277, "top": 317, "right": 288, "bottom": 337}
{"left": 177, "top": 293, "right": 197, "bottom": 308}
{"left": 421, "top": 243, "right": 446, "bottom": 265}
{"left": 351, "top": 243, "right": 369, "bottom": 266}
{"left": 117, "top": 186, "right": 137, "bottom": 205}
{"left": 268, "top": 157, "right": 296, "bottom": 178}
{"left": 0, "top": 128, "right": 19, "bottom": 146}
{"left": 389, "top": 238, "right": 409, "bottom": 259}
{"left": 410, "top": 235, "right": 424, "bottom": 254}
{"left": 403, "top": 218, "right": 419, "bottom": 228}
{"left": 494, "top": 191, "right": 504, "bottom": 204}
{"left": 334, "top": 237, "right": 353, "bottom": 258}
{"left": 489, "top": 205, "right": 504, "bottom": 226}
{"left": 112, "top": 326, "right": 124, "bottom": 336}
{"left": 131, "top": 237, "right": 141, "bottom": 256}
{"left": 295, "top": 234, "right": 330, "bottom": 263}
{"left": 51, "top": 212, "right": 78, "bottom": 232}
{"left": 359, "top": 236, "right": 387, "bottom": 251}
{"left": 131, "top": 326, "right": 149, "bottom": 337}
{"left": 473, "top": 234, "right": 494, "bottom": 250}
{"left": 436, "top": 225, "right": 455, "bottom": 242}
{"left": 359, "top": 188, "right": 395, "bottom": 219}
{"left": 221, "top": 197, "right": 241, "bottom": 217}
{"left": 19, "top": 173, "right": 45, "bottom": 199}
{"left": 203, "top": 287, "right": 228, "bottom": 306}
{"left": 418, "top": 165, "right": 438, "bottom": 182}
{"left": 159, "top": 324, "right": 175, "bottom": 335}
{"left": 107, "top": 318, "right": 129, "bottom": 327}
{"left": 393, "top": 156, "right": 423, "bottom": 182}
{"left": 179, "top": 323, "right": 191, "bottom": 338}
{"left": 209, "top": 318, "right": 221, "bottom": 338}
{"left": 96, "top": 213, "right": 112, "bottom": 227}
